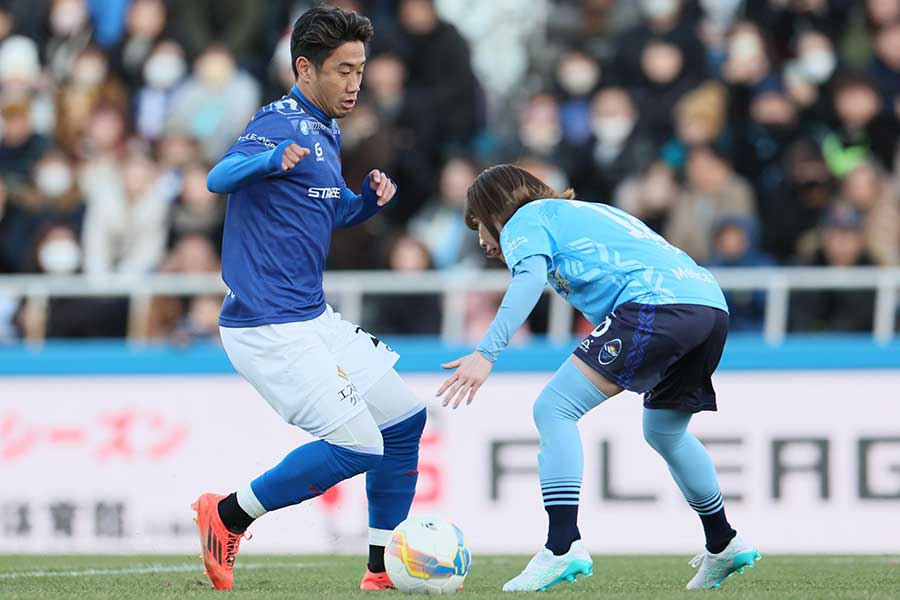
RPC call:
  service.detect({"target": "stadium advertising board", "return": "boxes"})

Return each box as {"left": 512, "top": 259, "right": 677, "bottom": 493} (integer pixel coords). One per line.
{"left": 1, "top": 372, "right": 898, "bottom": 554}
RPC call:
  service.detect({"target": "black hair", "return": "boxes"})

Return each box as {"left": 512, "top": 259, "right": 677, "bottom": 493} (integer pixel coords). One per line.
{"left": 290, "top": 5, "right": 374, "bottom": 76}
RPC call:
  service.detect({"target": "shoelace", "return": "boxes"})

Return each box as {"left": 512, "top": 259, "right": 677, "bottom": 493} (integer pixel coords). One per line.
{"left": 224, "top": 531, "right": 252, "bottom": 567}
{"left": 689, "top": 553, "right": 706, "bottom": 569}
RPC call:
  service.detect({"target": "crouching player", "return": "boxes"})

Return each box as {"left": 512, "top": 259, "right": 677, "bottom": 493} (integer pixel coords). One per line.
{"left": 437, "top": 165, "right": 760, "bottom": 592}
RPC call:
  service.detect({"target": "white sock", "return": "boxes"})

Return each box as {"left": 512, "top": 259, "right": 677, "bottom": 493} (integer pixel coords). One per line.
{"left": 237, "top": 484, "right": 268, "bottom": 519}
{"left": 368, "top": 527, "right": 392, "bottom": 546}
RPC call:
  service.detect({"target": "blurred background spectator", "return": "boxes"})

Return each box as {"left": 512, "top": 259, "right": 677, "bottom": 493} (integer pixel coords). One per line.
{"left": 0, "top": 0, "right": 898, "bottom": 341}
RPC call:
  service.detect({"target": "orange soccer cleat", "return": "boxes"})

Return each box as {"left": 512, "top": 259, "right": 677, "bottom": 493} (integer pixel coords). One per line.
{"left": 359, "top": 568, "right": 395, "bottom": 591}
{"left": 192, "top": 493, "right": 250, "bottom": 591}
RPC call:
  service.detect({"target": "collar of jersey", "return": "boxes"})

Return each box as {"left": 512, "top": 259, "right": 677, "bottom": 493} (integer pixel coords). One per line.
{"left": 290, "top": 85, "right": 333, "bottom": 126}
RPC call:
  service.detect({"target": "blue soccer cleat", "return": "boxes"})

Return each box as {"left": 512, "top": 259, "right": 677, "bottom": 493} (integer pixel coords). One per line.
{"left": 686, "top": 535, "right": 761, "bottom": 590}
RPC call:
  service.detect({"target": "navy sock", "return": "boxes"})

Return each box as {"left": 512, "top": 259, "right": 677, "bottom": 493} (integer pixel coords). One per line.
{"left": 545, "top": 504, "right": 581, "bottom": 556}
{"left": 700, "top": 507, "right": 736, "bottom": 554}
{"left": 368, "top": 544, "right": 386, "bottom": 573}
{"left": 217, "top": 492, "right": 254, "bottom": 534}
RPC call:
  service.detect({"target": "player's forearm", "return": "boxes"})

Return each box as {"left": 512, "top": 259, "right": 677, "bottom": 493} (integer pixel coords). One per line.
{"left": 335, "top": 174, "right": 394, "bottom": 227}
{"left": 206, "top": 140, "right": 292, "bottom": 194}
{"left": 476, "top": 255, "right": 549, "bottom": 362}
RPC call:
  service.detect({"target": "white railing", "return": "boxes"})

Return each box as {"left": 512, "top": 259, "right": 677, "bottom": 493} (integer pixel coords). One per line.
{"left": 0, "top": 267, "right": 898, "bottom": 344}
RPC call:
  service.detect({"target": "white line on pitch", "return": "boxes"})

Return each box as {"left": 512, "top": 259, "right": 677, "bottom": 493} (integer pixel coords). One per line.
{"left": 0, "top": 561, "right": 332, "bottom": 579}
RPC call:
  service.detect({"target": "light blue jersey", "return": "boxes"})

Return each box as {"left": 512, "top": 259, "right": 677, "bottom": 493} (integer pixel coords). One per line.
{"left": 499, "top": 199, "right": 728, "bottom": 325}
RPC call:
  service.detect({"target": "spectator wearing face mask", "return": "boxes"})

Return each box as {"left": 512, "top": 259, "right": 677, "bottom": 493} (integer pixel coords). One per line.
{"left": 783, "top": 30, "right": 841, "bottom": 124}
{"left": 664, "top": 145, "right": 756, "bottom": 264}
{"left": 166, "top": 44, "right": 260, "bottom": 162}
{"left": 789, "top": 203, "right": 877, "bottom": 332}
{"left": 135, "top": 40, "right": 188, "bottom": 141}
{"left": 567, "top": 86, "right": 655, "bottom": 203}
{"left": 18, "top": 224, "right": 128, "bottom": 340}
{"left": 2, "top": 149, "right": 85, "bottom": 274}
{"left": 819, "top": 73, "right": 900, "bottom": 175}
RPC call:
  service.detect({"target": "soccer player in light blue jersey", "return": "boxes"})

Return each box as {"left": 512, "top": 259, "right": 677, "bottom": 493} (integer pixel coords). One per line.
{"left": 191, "top": 6, "right": 425, "bottom": 592}
{"left": 438, "top": 165, "right": 760, "bottom": 592}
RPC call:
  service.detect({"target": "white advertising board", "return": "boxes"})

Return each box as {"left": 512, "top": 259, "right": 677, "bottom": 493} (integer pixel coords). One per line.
{"left": 1, "top": 371, "right": 899, "bottom": 554}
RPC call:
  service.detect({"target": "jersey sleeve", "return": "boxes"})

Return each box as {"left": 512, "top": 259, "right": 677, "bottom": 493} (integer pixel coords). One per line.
{"left": 500, "top": 212, "right": 555, "bottom": 272}
{"left": 223, "top": 108, "right": 296, "bottom": 158}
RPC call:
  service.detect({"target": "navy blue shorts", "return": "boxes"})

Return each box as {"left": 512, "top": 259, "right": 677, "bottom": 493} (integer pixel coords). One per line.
{"left": 572, "top": 303, "right": 729, "bottom": 412}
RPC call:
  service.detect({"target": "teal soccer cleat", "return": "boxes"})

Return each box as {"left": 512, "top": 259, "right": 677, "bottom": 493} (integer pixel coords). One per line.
{"left": 502, "top": 540, "right": 593, "bottom": 592}
{"left": 686, "top": 535, "right": 761, "bottom": 590}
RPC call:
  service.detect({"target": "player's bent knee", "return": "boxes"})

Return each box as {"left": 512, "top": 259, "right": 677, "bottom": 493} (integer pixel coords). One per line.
{"left": 532, "top": 386, "right": 568, "bottom": 433}
{"left": 642, "top": 409, "right": 692, "bottom": 455}
{"left": 328, "top": 442, "right": 383, "bottom": 476}
{"left": 381, "top": 406, "right": 426, "bottom": 448}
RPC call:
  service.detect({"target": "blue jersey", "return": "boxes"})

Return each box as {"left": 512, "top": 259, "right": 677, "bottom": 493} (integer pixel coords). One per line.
{"left": 218, "top": 88, "right": 353, "bottom": 327}
{"left": 499, "top": 199, "right": 728, "bottom": 325}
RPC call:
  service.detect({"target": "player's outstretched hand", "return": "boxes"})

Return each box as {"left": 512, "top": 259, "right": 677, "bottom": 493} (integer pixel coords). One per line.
{"left": 282, "top": 143, "right": 310, "bottom": 171}
{"left": 437, "top": 351, "right": 494, "bottom": 409}
{"left": 368, "top": 169, "right": 397, "bottom": 206}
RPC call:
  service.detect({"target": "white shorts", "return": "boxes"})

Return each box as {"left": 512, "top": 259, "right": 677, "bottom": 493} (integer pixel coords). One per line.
{"left": 220, "top": 305, "right": 401, "bottom": 438}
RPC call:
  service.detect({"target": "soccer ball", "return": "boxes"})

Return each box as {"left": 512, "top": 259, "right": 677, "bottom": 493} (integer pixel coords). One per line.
{"left": 384, "top": 515, "right": 471, "bottom": 594}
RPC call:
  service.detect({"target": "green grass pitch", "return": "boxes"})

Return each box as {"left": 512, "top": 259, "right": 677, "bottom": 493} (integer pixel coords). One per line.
{"left": 1, "top": 554, "right": 898, "bottom": 599}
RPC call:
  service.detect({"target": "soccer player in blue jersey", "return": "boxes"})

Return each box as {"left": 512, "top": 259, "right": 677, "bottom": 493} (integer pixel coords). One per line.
{"left": 438, "top": 165, "right": 760, "bottom": 592}
{"left": 191, "top": 6, "right": 425, "bottom": 592}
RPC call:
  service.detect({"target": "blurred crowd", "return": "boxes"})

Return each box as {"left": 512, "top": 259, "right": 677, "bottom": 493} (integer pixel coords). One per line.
{"left": 1, "top": 0, "right": 899, "bottom": 341}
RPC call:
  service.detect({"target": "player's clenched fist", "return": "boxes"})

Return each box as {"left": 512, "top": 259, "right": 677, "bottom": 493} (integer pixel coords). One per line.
{"left": 368, "top": 169, "right": 397, "bottom": 206}
{"left": 282, "top": 143, "right": 310, "bottom": 171}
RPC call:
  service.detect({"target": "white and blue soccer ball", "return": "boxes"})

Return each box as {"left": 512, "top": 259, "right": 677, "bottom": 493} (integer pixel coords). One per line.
{"left": 384, "top": 515, "right": 471, "bottom": 595}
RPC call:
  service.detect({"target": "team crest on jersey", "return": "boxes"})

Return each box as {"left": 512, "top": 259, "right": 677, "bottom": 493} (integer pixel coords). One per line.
{"left": 599, "top": 338, "right": 621, "bottom": 365}
{"left": 548, "top": 266, "right": 571, "bottom": 298}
